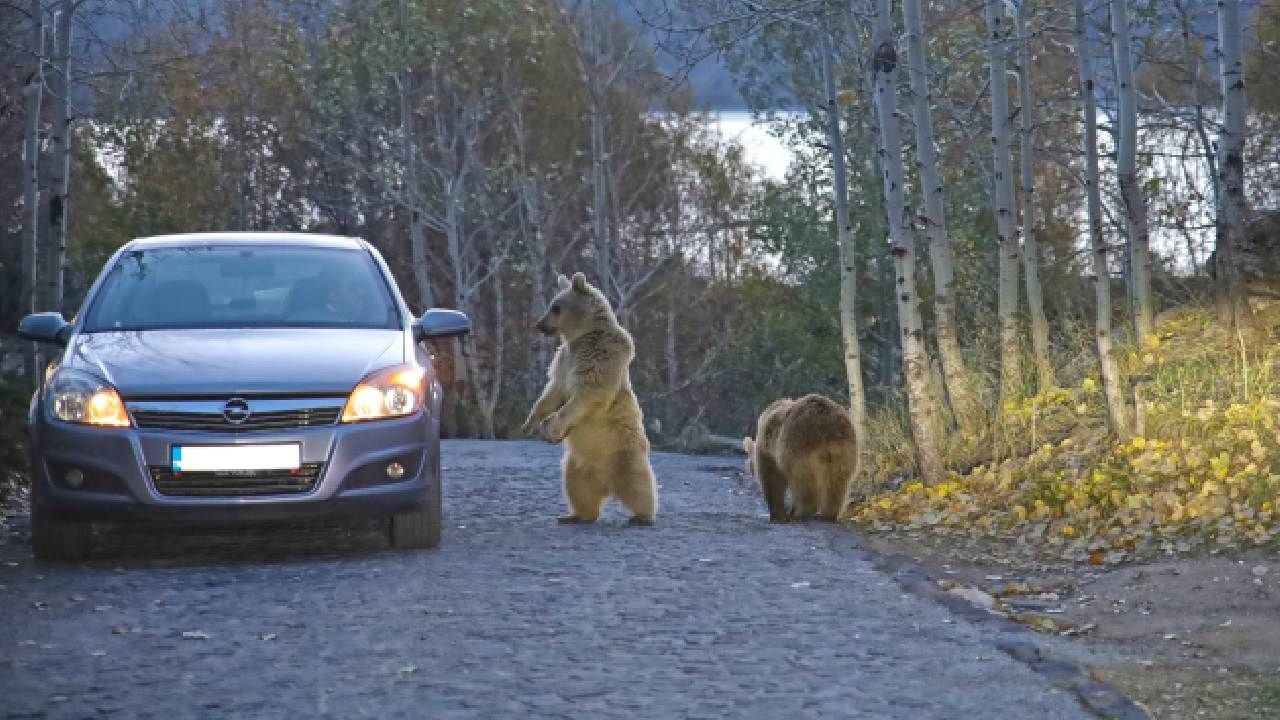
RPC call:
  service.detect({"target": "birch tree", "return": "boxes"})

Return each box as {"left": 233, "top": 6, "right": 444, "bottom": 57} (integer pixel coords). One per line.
{"left": 559, "top": 0, "right": 642, "bottom": 303}
{"left": 1215, "top": 0, "right": 1250, "bottom": 329}
{"left": 870, "top": 0, "right": 943, "bottom": 484}
{"left": 1076, "top": 0, "right": 1130, "bottom": 439}
{"left": 902, "top": 0, "right": 974, "bottom": 416}
{"left": 1175, "top": 0, "right": 1219, "bottom": 279}
{"left": 1015, "top": 0, "right": 1053, "bottom": 392}
{"left": 818, "top": 9, "right": 867, "bottom": 447}
{"left": 395, "top": 0, "right": 434, "bottom": 309}
{"left": 42, "top": 0, "right": 82, "bottom": 314}
{"left": 985, "top": 0, "right": 1023, "bottom": 404}
{"left": 20, "top": 0, "right": 44, "bottom": 383}
{"left": 1110, "top": 0, "right": 1154, "bottom": 344}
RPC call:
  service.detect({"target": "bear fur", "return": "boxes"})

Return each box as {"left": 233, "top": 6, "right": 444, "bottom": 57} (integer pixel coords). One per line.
{"left": 521, "top": 272, "right": 658, "bottom": 525}
{"left": 743, "top": 394, "right": 859, "bottom": 523}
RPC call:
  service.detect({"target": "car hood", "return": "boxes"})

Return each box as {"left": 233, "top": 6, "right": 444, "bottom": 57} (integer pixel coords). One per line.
{"left": 64, "top": 329, "right": 406, "bottom": 397}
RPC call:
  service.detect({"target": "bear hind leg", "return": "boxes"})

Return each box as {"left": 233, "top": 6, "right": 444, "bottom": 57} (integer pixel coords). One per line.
{"left": 561, "top": 457, "right": 605, "bottom": 524}
{"left": 817, "top": 474, "right": 850, "bottom": 522}
{"left": 789, "top": 472, "right": 820, "bottom": 520}
{"left": 817, "top": 451, "right": 856, "bottom": 522}
{"left": 610, "top": 450, "right": 657, "bottom": 525}
{"left": 754, "top": 453, "right": 791, "bottom": 523}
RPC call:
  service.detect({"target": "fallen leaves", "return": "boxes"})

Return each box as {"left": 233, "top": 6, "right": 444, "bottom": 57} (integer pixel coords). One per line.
{"left": 856, "top": 308, "right": 1280, "bottom": 563}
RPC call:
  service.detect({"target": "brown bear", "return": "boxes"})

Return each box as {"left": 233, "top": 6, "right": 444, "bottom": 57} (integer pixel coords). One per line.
{"left": 521, "top": 272, "right": 658, "bottom": 525}
{"left": 743, "top": 394, "right": 859, "bottom": 522}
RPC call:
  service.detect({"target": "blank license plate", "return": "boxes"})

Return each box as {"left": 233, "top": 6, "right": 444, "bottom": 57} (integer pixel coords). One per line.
{"left": 171, "top": 444, "right": 301, "bottom": 472}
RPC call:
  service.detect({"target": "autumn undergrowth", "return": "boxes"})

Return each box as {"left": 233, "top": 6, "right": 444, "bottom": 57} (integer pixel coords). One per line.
{"left": 853, "top": 304, "right": 1280, "bottom": 563}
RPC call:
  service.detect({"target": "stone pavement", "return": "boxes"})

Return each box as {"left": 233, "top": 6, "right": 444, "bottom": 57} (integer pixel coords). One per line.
{"left": 0, "top": 440, "right": 1097, "bottom": 718}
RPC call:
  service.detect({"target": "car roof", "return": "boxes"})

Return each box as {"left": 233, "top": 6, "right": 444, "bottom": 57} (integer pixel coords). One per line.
{"left": 125, "top": 232, "right": 367, "bottom": 251}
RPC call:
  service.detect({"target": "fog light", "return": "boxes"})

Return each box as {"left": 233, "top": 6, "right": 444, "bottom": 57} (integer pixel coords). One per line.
{"left": 64, "top": 468, "right": 85, "bottom": 488}
{"left": 386, "top": 462, "right": 405, "bottom": 479}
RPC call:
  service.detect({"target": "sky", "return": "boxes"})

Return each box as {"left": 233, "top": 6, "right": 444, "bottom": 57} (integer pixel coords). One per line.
{"left": 706, "top": 111, "right": 793, "bottom": 182}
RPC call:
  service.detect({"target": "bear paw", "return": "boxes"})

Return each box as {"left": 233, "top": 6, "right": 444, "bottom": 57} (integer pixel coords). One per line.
{"left": 557, "top": 514, "right": 593, "bottom": 524}
{"left": 541, "top": 417, "right": 569, "bottom": 443}
{"left": 519, "top": 415, "right": 540, "bottom": 437}
{"left": 627, "top": 515, "right": 655, "bottom": 527}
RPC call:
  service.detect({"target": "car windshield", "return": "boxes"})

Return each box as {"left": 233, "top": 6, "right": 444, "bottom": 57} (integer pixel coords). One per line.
{"left": 82, "top": 245, "right": 400, "bottom": 331}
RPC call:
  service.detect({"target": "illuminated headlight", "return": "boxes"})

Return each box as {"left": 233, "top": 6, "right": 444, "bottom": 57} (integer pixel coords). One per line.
{"left": 45, "top": 369, "right": 131, "bottom": 427}
{"left": 341, "top": 364, "right": 427, "bottom": 423}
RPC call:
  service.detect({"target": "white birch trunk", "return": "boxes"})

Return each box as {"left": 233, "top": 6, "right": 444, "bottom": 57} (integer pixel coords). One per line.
{"left": 43, "top": 1, "right": 73, "bottom": 314}
{"left": 870, "top": 0, "right": 944, "bottom": 484}
{"left": 20, "top": 0, "right": 44, "bottom": 383}
{"left": 395, "top": 1, "right": 433, "bottom": 310}
{"left": 397, "top": 72, "right": 434, "bottom": 310}
{"left": 1076, "top": 0, "right": 1130, "bottom": 439}
{"left": 1215, "top": 0, "right": 1250, "bottom": 328}
{"left": 902, "top": 0, "right": 974, "bottom": 416}
{"left": 1015, "top": 1, "right": 1053, "bottom": 392}
{"left": 985, "top": 0, "right": 1023, "bottom": 405}
{"left": 583, "top": 3, "right": 612, "bottom": 301}
{"left": 1110, "top": 0, "right": 1154, "bottom": 344}
{"left": 818, "top": 16, "right": 868, "bottom": 448}
{"left": 1177, "top": 0, "right": 1218, "bottom": 280}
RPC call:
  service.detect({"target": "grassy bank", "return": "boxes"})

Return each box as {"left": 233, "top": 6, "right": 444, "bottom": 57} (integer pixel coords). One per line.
{"left": 855, "top": 305, "right": 1280, "bottom": 563}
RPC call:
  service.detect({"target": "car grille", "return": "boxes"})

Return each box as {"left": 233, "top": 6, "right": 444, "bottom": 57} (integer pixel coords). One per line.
{"left": 131, "top": 407, "right": 342, "bottom": 432}
{"left": 150, "top": 463, "right": 324, "bottom": 497}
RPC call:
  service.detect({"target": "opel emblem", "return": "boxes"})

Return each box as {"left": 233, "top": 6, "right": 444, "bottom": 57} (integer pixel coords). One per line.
{"left": 222, "top": 398, "right": 252, "bottom": 425}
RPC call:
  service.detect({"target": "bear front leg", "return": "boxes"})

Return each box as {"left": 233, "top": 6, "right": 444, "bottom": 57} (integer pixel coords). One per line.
{"left": 521, "top": 387, "right": 564, "bottom": 436}
{"left": 560, "top": 456, "right": 604, "bottom": 523}
{"left": 542, "top": 390, "right": 600, "bottom": 443}
{"left": 754, "top": 454, "right": 790, "bottom": 523}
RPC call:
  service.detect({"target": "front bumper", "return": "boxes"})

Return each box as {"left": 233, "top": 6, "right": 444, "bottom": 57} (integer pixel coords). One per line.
{"left": 28, "top": 409, "right": 440, "bottom": 525}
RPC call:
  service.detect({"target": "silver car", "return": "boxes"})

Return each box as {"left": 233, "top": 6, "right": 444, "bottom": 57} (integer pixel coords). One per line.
{"left": 18, "top": 232, "right": 469, "bottom": 560}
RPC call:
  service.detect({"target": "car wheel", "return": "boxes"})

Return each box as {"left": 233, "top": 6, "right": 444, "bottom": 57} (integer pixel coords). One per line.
{"left": 389, "top": 457, "right": 442, "bottom": 549}
{"left": 31, "top": 510, "right": 91, "bottom": 562}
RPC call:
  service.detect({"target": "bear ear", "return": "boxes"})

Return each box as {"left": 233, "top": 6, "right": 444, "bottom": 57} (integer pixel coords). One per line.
{"left": 556, "top": 274, "right": 570, "bottom": 291}
{"left": 571, "top": 272, "right": 589, "bottom": 293}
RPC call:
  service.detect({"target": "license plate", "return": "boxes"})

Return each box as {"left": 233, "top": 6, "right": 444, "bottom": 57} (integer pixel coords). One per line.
{"left": 171, "top": 444, "right": 301, "bottom": 472}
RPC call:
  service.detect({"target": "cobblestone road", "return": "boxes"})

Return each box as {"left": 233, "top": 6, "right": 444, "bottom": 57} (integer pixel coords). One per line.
{"left": 1, "top": 440, "right": 1093, "bottom": 718}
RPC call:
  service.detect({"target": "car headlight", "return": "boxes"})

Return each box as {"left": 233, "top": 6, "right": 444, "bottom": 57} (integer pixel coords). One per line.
{"left": 45, "top": 368, "right": 131, "bottom": 427}
{"left": 341, "top": 364, "right": 427, "bottom": 423}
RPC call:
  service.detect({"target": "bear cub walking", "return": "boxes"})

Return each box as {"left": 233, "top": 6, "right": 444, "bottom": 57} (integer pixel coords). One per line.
{"left": 521, "top": 272, "right": 658, "bottom": 525}
{"left": 743, "top": 394, "right": 859, "bottom": 522}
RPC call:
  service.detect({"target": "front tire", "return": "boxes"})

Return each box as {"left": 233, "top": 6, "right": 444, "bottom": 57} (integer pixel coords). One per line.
{"left": 31, "top": 510, "right": 91, "bottom": 562}
{"left": 389, "top": 455, "right": 442, "bottom": 549}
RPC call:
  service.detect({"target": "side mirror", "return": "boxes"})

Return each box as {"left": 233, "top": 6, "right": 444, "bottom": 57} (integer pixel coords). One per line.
{"left": 18, "top": 312, "right": 72, "bottom": 346}
{"left": 414, "top": 308, "right": 471, "bottom": 341}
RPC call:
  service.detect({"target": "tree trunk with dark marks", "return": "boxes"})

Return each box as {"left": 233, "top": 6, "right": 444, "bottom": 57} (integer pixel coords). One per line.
{"left": 1110, "top": 0, "right": 1154, "bottom": 344}
{"left": 1215, "top": 0, "right": 1250, "bottom": 329}
{"left": 1076, "top": 0, "right": 1130, "bottom": 439}
{"left": 1016, "top": 1, "right": 1053, "bottom": 393}
{"left": 20, "top": 0, "right": 44, "bottom": 386}
{"left": 903, "top": 0, "right": 975, "bottom": 419}
{"left": 818, "top": 14, "right": 868, "bottom": 446}
{"left": 986, "top": 0, "right": 1023, "bottom": 406}
{"left": 870, "top": 0, "right": 944, "bottom": 484}
{"left": 42, "top": 1, "right": 73, "bottom": 314}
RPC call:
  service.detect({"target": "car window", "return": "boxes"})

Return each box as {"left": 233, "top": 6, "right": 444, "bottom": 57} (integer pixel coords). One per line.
{"left": 82, "top": 246, "right": 401, "bottom": 331}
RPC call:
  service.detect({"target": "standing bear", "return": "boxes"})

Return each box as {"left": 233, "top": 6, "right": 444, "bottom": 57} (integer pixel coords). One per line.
{"left": 743, "top": 394, "right": 859, "bottom": 522}
{"left": 521, "top": 272, "right": 658, "bottom": 525}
